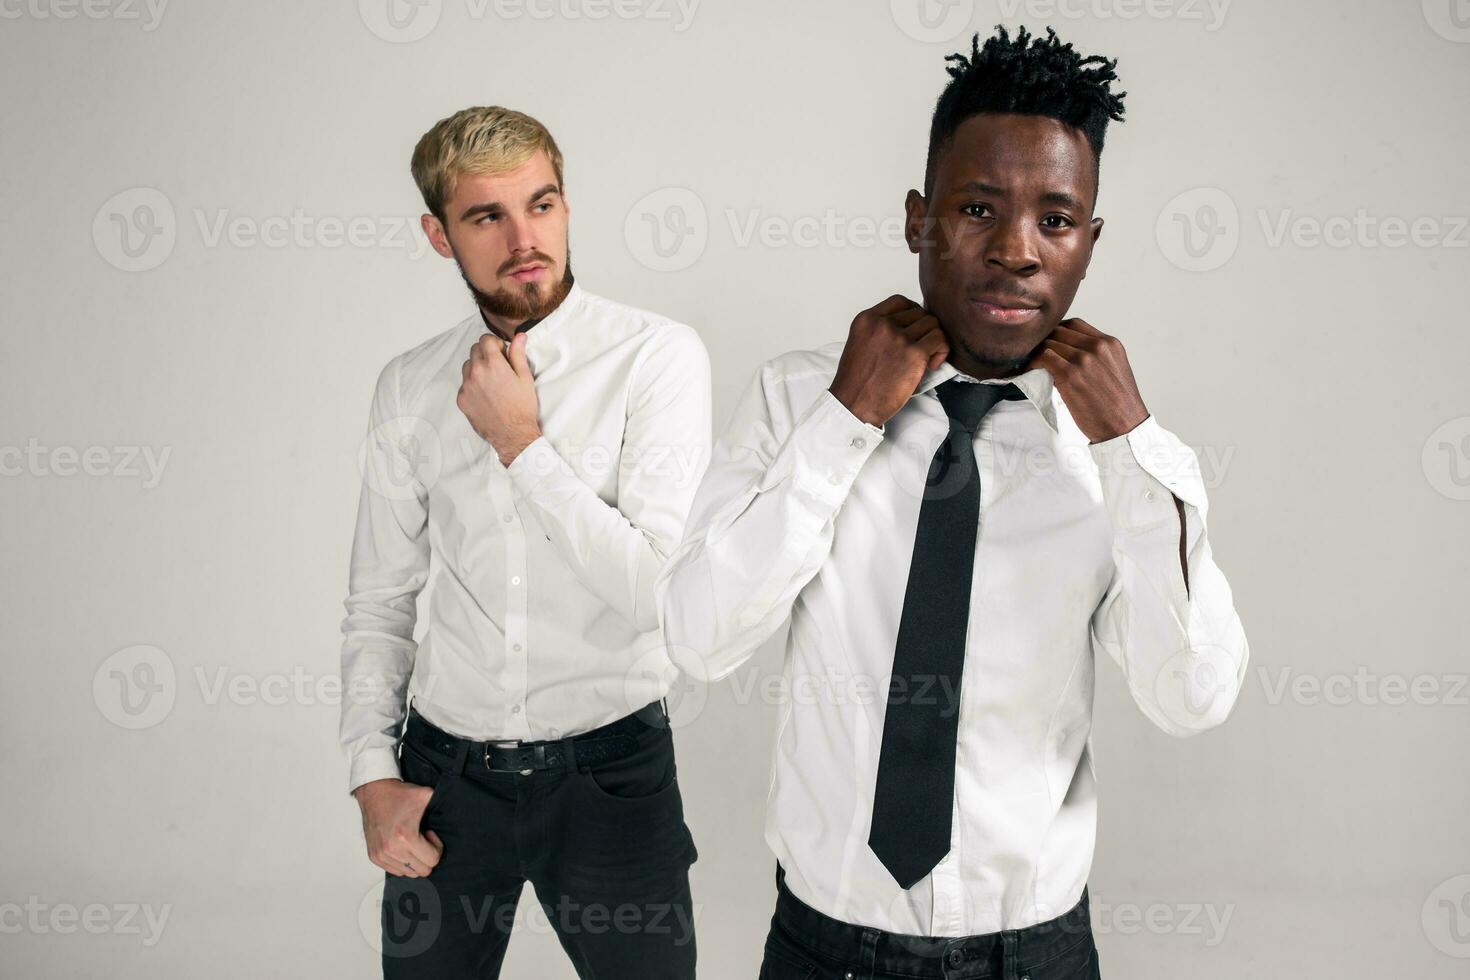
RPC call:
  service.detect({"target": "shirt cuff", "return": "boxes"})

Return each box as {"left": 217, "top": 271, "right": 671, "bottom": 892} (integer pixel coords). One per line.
{"left": 1088, "top": 415, "right": 1208, "bottom": 532}
{"left": 785, "top": 390, "right": 885, "bottom": 508}
{"left": 503, "top": 434, "right": 569, "bottom": 497}
{"left": 347, "top": 745, "right": 402, "bottom": 796}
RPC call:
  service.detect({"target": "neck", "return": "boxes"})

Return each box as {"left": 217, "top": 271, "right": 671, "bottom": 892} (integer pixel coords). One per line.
{"left": 479, "top": 309, "right": 527, "bottom": 342}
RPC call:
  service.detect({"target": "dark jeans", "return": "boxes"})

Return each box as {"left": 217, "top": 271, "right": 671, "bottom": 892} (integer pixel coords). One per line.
{"left": 759, "top": 865, "right": 1100, "bottom": 980}
{"left": 380, "top": 705, "right": 699, "bottom": 979}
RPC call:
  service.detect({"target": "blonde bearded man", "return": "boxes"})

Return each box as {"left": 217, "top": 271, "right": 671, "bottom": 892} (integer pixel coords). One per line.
{"left": 340, "top": 106, "right": 710, "bottom": 979}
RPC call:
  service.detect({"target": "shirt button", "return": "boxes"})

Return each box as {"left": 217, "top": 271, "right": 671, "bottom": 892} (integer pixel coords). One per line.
{"left": 511, "top": 576, "right": 522, "bottom": 586}
{"left": 828, "top": 473, "right": 841, "bottom": 485}
{"left": 502, "top": 514, "right": 514, "bottom": 523}
{"left": 512, "top": 705, "right": 521, "bottom": 714}
{"left": 851, "top": 437, "right": 865, "bottom": 449}
{"left": 1145, "top": 489, "right": 1156, "bottom": 501}
{"left": 512, "top": 643, "right": 522, "bottom": 652}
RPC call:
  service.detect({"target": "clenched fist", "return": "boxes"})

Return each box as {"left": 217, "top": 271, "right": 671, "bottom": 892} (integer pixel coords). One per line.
{"left": 458, "top": 331, "right": 542, "bottom": 466}
{"left": 828, "top": 295, "right": 951, "bottom": 427}
{"left": 354, "top": 778, "right": 444, "bottom": 878}
{"left": 1024, "top": 317, "right": 1148, "bottom": 444}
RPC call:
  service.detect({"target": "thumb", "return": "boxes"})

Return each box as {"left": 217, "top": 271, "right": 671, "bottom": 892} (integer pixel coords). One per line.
{"left": 508, "top": 331, "right": 531, "bottom": 377}
{"left": 424, "top": 829, "right": 444, "bottom": 855}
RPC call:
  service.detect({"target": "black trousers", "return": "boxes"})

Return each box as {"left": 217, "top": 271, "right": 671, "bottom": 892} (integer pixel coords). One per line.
{"left": 380, "top": 704, "right": 699, "bottom": 979}
{"left": 759, "top": 865, "right": 1100, "bottom": 980}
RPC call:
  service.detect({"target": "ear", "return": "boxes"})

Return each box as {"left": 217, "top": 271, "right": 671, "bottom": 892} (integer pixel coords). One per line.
{"left": 1081, "top": 216, "right": 1104, "bottom": 280}
{"left": 422, "top": 214, "right": 454, "bottom": 260}
{"left": 904, "top": 189, "right": 929, "bottom": 255}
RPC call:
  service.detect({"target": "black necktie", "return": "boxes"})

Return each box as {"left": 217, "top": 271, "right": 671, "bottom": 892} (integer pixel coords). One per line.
{"left": 868, "top": 377, "right": 1027, "bottom": 889}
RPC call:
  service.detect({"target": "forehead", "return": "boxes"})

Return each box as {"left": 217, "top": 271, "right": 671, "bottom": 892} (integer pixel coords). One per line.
{"left": 933, "top": 112, "right": 1095, "bottom": 202}
{"left": 447, "top": 150, "right": 559, "bottom": 206}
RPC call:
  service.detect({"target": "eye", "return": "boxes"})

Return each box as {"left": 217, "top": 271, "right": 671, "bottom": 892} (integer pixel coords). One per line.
{"left": 477, "top": 213, "right": 501, "bottom": 224}
{"left": 1041, "top": 214, "right": 1075, "bottom": 229}
{"left": 962, "top": 203, "right": 992, "bottom": 219}
{"left": 533, "top": 202, "right": 553, "bottom": 214}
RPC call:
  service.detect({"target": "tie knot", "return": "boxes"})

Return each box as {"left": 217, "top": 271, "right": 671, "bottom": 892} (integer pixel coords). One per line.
{"left": 934, "top": 378, "right": 1026, "bottom": 432}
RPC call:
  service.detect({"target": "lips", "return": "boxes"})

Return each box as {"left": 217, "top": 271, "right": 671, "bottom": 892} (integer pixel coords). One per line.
{"left": 972, "top": 292, "right": 1040, "bottom": 311}
{"left": 507, "top": 264, "right": 545, "bottom": 283}
{"left": 970, "top": 293, "right": 1042, "bottom": 324}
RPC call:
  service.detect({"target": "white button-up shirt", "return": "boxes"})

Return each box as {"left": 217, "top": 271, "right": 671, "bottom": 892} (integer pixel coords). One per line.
{"left": 340, "top": 283, "right": 711, "bottom": 793}
{"left": 657, "top": 342, "right": 1249, "bottom": 936}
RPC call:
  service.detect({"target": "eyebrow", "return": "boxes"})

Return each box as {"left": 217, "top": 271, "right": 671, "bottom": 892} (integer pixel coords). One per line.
{"left": 957, "top": 180, "right": 1086, "bottom": 214}
{"left": 457, "top": 183, "right": 562, "bottom": 222}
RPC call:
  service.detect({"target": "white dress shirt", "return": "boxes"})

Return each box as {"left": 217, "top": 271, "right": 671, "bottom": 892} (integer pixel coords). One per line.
{"left": 656, "top": 342, "right": 1249, "bottom": 936}
{"left": 340, "top": 282, "right": 711, "bottom": 794}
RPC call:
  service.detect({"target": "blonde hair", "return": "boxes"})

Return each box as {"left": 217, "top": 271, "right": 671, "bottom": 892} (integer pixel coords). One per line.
{"left": 411, "top": 106, "right": 565, "bottom": 221}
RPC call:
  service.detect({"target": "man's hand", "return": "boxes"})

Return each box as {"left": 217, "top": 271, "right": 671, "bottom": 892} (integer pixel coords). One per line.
{"left": 1026, "top": 318, "right": 1149, "bottom": 443}
{"left": 354, "top": 778, "right": 444, "bottom": 878}
{"left": 829, "top": 295, "right": 950, "bottom": 427}
{"left": 458, "top": 331, "right": 542, "bottom": 466}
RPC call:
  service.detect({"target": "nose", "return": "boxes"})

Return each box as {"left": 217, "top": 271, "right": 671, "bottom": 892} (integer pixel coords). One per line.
{"left": 984, "top": 214, "right": 1040, "bottom": 275}
{"left": 503, "top": 213, "right": 539, "bottom": 257}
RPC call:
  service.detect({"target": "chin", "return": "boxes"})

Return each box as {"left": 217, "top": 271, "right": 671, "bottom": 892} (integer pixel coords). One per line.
{"left": 953, "top": 334, "right": 1034, "bottom": 374}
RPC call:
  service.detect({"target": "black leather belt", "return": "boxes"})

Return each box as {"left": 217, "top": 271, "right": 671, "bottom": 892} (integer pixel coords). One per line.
{"left": 404, "top": 701, "right": 666, "bottom": 774}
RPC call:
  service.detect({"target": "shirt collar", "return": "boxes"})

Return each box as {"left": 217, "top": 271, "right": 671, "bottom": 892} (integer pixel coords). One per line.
{"left": 914, "top": 359, "right": 1059, "bottom": 433}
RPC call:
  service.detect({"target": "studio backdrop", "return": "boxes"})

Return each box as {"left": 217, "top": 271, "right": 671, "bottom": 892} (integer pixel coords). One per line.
{"left": 1, "top": 1, "right": 1467, "bottom": 977}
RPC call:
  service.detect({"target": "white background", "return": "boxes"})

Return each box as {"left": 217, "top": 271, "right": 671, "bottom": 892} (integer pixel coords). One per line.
{"left": 2, "top": 0, "right": 1469, "bottom": 976}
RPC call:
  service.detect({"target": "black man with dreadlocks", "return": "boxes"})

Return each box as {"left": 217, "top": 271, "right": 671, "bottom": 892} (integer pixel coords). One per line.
{"left": 658, "top": 24, "right": 1249, "bottom": 979}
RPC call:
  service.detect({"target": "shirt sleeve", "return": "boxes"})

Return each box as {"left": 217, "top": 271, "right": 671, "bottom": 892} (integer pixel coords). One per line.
{"left": 338, "top": 359, "right": 431, "bottom": 794}
{"left": 655, "top": 363, "right": 884, "bottom": 683}
{"left": 1087, "top": 414, "right": 1250, "bottom": 736}
{"left": 502, "top": 322, "right": 713, "bottom": 634}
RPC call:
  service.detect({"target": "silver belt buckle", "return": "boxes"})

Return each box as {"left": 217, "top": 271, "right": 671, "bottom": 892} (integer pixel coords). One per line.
{"left": 486, "top": 739, "right": 538, "bottom": 776}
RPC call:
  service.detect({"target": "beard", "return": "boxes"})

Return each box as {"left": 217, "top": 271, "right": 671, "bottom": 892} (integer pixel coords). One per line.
{"left": 457, "top": 251, "right": 575, "bottom": 326}
{"left": 952, "top": 331, "right": 1035, "bottom": 377}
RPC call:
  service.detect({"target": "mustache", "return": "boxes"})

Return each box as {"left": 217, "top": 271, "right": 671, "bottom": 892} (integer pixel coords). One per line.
{"left": 498, "top": 252, "right": 554, "bottom": 276}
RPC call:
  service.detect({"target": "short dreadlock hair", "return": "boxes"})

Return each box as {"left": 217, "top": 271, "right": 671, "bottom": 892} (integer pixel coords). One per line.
{"left": 924, "top": 24, "right": 1127, "bottom": 201}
